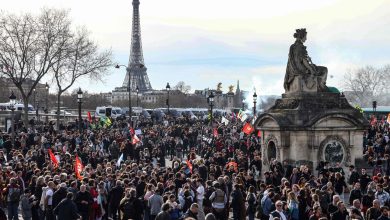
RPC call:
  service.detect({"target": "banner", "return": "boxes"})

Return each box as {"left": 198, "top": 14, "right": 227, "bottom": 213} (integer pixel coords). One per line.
{"left": 135, "top": 129, "right": 142, "bottom": 135}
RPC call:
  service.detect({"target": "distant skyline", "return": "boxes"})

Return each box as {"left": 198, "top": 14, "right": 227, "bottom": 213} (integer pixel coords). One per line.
{"left": 2, "top": 0, "right": 390, "bottom": 96}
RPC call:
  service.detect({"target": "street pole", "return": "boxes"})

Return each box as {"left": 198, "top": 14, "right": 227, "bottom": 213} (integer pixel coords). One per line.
{"left": 9, "top": 91, "right": 16, "bottom": 147}
{"left": 166, "top": 83, "right": 171, "bottom": 114}
{"left": 45, "top": 83, "right": 49, "bottom": 124}
{"left": 11, "top": 108, "right": 15, "bottom": 147}
{"left": 77, "top": 88, "right": 83, "bottom": 133}
{"left": 253, "top": 91, "right": 257, "bottom": 118}
{"left": 127, "top": 67, "right": 132, "bottom": 120}
{"left": 136, "top": 85, "right": 139, "bottom": 107}
{"left": 210, "top": 103, "right": 213, "bottom": 125}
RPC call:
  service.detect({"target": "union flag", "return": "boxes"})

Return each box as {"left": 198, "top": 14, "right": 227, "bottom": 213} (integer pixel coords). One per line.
{"left": 243, "top": 122, "right": 254, "bottom": 135}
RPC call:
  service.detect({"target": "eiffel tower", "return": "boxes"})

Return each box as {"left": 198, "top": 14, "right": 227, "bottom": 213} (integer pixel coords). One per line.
{"left": 122, "top": 0, "right": 152, "bottom": 92}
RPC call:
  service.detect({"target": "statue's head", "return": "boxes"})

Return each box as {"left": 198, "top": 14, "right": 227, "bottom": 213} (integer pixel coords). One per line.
{"left": 293, "top": 28, "right": 307, "bottom": 42}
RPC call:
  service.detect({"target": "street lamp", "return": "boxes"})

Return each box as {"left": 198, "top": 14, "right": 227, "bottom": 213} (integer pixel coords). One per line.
{"left": 166, "top": 83, "right": 170, "bottom": 114}
{"left": 9, "top": 91, "right": 16, "bottom": 147}
{"left": 253, "top": 91, "right": 257, "bottom": 117}
{"left": 136, "top": 85, "right": 139, "bottom": 107}
{"left": 115, "top": 64, "right": 132, "bottom": 119}
{"left": 373, "top": 100, "right": 377, "bottom": 116}
{"left": 208, "top": 92, "right": 214, "bottom": 125}
{"left": 77, "top": 88, "right": 83, "bottom": 133}
{"left": 33, "top": 88, "right": 36, "bottom": 110}
{"left": 45, "top": 83, "right": 49, "bottom": 123}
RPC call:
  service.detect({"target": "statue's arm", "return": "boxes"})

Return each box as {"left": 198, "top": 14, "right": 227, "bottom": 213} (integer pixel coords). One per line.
{"left": 302, "top": 59, "right": 315, "bottom": 74}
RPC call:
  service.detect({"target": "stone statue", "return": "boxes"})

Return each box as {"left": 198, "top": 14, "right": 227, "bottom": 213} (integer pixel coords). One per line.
{"left": 217, "top": 82, "right": 222, "bottom": 92}
{"left": 228, "top": 85, "right": 234, "bottom": 93}
{"left": 284, "top": 28, "right": 328, "bottom": 93}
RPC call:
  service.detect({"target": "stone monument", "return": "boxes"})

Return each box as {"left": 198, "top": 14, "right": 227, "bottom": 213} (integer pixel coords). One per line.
{"left": 255, "top": 29, "right": 369, "bottom": 170}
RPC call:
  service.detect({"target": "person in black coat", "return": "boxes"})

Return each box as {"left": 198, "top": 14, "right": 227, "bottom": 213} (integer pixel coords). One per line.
{"left": 349, "top": 182, "right": 363, "bottom": 205}
{"left": 182, "top": 203, "right": 199, "bottom": 220}
{"left": 52, "top": 183, "right": 68, "bottom": 209}
{"left": 109, "top": 180, "right": 124, "bottom": 220}
{"left": 377, "top": 206, "right": 390, "bottom": 220}
{"left": 330, "top": 201, "right": 349, "bottom": 220}
{"left": 53, "top": 192, "right": 81, "bottom": 220}
{"left": 348, "top": 165, "right": 360, "bottom": 185}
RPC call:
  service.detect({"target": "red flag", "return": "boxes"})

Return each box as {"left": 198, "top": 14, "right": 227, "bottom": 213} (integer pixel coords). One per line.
{"left": 87, "top": 112, "right": 92, "bottom": 123}
{"left": 129, "top": 127, "right": 135, "bottom": 136}
{"left": 48, "top": 149, "right": 59, "bottom": 168}
{"left": 132, "top": 135, "right": 140, "bottom": 145}
{"left": 186, "top": 160, "right": 193, "bottom": 173}
{"left": 74, "top": 155, "right": 84, "bottom": 180}
{"left": 370, "top": 115, "right": 377, "bottom": 126}
{"left": 257, "top": 130, "right": 261, "bottom": 137}
{"left": 213, "top": 128, "right": 218, "bottom": 137}
{"left": 226, "top": 161, "right": 238, "bottom": 172}
{"left": 243, "top": 123, "right": 254, "bottom": 135}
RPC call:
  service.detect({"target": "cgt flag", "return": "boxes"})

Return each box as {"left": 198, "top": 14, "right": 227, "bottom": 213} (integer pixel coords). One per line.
{"left": 48, "top": 149, "right": 59, "bottom": 168}
{"left": 243, "top": 122, "right": 254, "bottom": 135}
{"left": 74, "top": 155, "right": 84, "bottom": 180}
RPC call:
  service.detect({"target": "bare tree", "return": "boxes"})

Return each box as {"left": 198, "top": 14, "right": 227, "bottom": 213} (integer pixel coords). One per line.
{"left": 51, "top": 27, "right": 112, "bottom": 129}
{"left": 343, "top": 65, "right": 389, "bottom": 106}
{"left": 0, "top": 8, "right": 71, "bottom": 125}
{"left": 173, "top": 81, "right": 191, "bottom": 94}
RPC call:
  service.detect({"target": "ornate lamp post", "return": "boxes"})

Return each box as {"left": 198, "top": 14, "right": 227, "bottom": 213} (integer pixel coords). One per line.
{"left": 253, "top": 91, "right": 257, "bottom": 117}
{"left": 77, "top": 88, "right": 83, "bottom": 133}
{"left": 115, "top": 64, "right": 132, "bottom": 119}
{"left": 136, "top": 85, "right": 139, "bottom": 107}
{"left": 208, "top": 92, "right": 214, "bottom": 125}
{"left": 45, "top": 83, "right": 49, "bottom": 123}
{"left": 9, "top": 91, "right": 16, "bottom": 147}
{"left": 166, "top": 83, "right": 170, "bottom": 114}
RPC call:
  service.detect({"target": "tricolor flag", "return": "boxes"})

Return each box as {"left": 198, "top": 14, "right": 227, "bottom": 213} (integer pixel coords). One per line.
{"left": 116, "top": 153, "right": 124, "bottom": 167}
{"left": 74, "top": 155, "right": 84, "bottom": 180}
{"left": 237, "top": 110, "right": 248, "bottom": 122}
{"left": 243, "top": 122, "right": 254, "bottom": 135}
{"left": 132, "top": 135, "right": 140, "bottom": 145}
{"left": 48, "top": 149, "right": 59, "bottom": 168}
{"left": 221, "top": 116, "right": 229, "bottom": 126}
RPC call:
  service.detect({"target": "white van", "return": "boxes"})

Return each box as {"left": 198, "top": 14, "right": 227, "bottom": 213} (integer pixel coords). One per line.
{"left": 95, "top": 106, "right": 123, "bottom": 119}
{"left": 0, "top": 102, "right": 35, "bottom": 112}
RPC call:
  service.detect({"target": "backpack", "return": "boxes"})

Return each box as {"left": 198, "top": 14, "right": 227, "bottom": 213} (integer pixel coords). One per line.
{"left": 8, "top": 187, "right": 21, "bottom": 203}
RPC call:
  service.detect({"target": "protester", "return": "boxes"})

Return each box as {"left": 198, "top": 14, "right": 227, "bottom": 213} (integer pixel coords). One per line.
{"left": 0, "top": 111, "right": 388, "bottom": 220}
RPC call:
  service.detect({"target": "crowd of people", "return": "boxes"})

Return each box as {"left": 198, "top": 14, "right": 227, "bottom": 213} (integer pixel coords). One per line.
{"left": 0, "top": 112, "right": 388, "bottom": 220}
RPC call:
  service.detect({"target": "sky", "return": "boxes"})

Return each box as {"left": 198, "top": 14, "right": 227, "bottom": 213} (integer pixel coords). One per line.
{"left": 2, "top": 0, "right": 390, "bottom": 96}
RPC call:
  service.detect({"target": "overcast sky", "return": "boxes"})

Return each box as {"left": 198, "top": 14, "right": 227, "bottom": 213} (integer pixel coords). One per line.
{"left": 2, "top": 0, "right": 390, "bottom": 96}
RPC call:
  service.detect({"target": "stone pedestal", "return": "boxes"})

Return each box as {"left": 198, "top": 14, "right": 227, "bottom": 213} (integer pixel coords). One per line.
{"left": 255, "top": 92, "right": 369, "bottom": 170}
